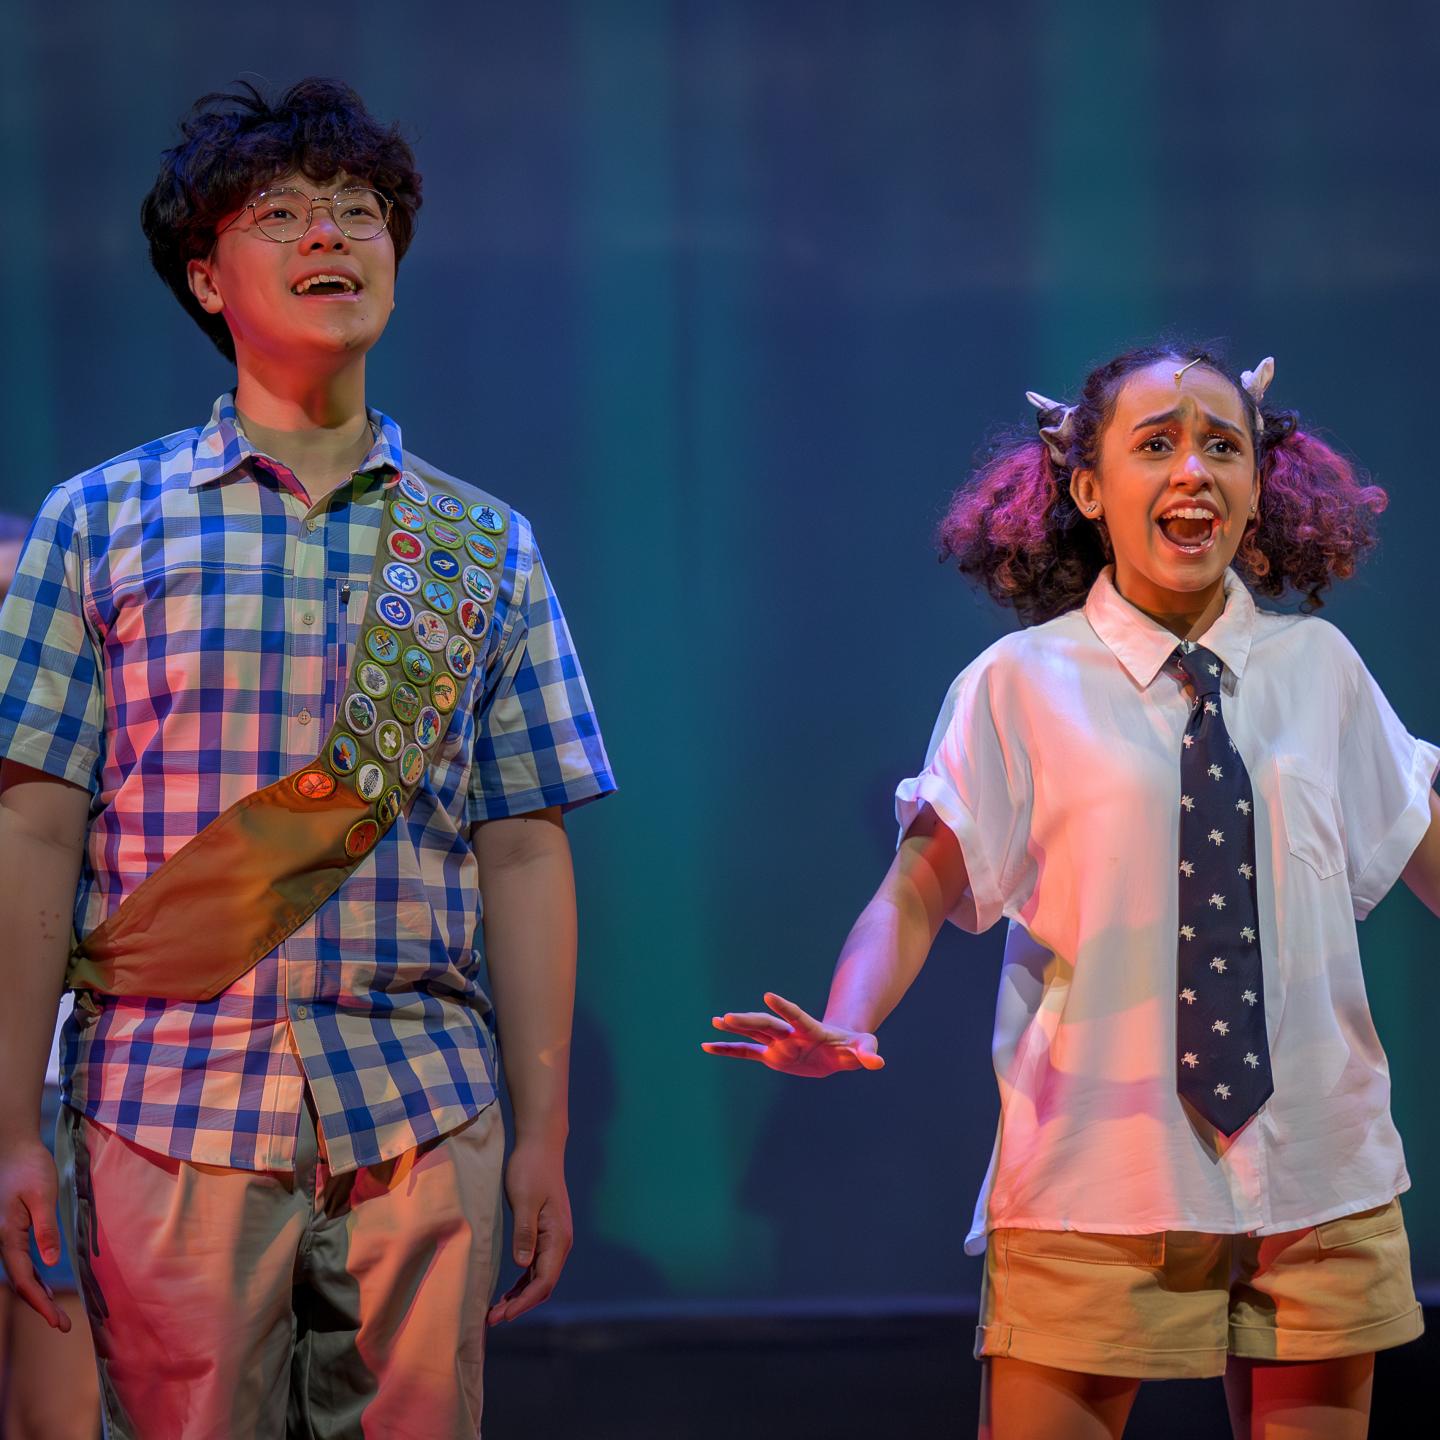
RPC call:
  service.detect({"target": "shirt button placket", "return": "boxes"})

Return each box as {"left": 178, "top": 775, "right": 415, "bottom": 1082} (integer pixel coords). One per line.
{"left": 291, "top": 505, "right": 328, "bottom": 754}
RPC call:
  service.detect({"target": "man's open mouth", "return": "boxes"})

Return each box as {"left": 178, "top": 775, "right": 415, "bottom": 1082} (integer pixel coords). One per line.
{"left": 1156, "top": 506, "right": 1221, "bottom": 555}
{"left": 290, "top": 273, "right": 362, "bottom": 297}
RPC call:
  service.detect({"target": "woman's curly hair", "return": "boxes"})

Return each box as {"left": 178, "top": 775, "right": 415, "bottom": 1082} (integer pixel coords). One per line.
{"left": 140, "top": 77, "right": 423, "bottom": 363}
{"left": 939, "top": 343, "right": 1388, "bottom": 625}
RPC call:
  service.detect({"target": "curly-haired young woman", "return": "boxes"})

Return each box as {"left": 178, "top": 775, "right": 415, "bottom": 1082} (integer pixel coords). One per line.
{"left": 707, "top": 345, "right": 1439, "bottom": 1440}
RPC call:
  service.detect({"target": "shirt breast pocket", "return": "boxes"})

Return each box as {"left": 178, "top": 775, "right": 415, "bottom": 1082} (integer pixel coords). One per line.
{"left": 1272, "top": 760, "right": 1346, "bottom": 881}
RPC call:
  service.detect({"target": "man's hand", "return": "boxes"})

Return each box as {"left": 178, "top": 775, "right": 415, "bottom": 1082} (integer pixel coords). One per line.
{"left": 0, "top": 1133, "right": 71, "bottom": 1331}
{"left": 703, "top": 992, "right": 885, "bottom": 1077}
{"left": 487, "top": 1136, "right": 572, "bottom": 1326}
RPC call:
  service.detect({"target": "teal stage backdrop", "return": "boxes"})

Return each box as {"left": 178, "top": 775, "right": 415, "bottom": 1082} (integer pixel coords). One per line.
{"left": 4, "top": 0, "right": 1438, "bottom": 1304}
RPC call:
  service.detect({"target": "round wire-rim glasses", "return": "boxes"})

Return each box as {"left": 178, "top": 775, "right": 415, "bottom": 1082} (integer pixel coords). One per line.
{"left": 218, "top": 185, "right": 393, "bottom": 243}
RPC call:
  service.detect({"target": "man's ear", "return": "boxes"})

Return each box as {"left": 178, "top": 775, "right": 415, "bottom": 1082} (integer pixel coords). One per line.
{"left": 187, "top": 258, "right": 223, "bottom": 315}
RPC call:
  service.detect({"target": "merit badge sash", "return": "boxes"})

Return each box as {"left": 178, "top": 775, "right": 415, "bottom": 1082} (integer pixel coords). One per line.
{"left": 67, "top": 473, "right": 510, "bottom": 1002}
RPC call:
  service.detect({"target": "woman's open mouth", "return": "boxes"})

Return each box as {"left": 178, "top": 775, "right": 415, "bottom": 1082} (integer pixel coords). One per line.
{"left": 1156, "top": 506, "right": 1221, "bottom": 556}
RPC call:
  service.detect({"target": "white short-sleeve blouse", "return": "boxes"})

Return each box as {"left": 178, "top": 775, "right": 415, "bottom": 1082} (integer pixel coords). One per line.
{"left": 896, "top": 566, "right": 1438, "bottom": 1254}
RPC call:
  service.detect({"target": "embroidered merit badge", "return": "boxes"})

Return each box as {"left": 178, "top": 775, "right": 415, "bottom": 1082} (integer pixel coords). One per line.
{"left": 462, "top": 566, "right": 495, "bottom": 604}
{"left": 329, "top": 734, "right": 359, "bottom": 775}
{"left": 430, "top": 673, "right": 459, "bottom": 713}
{"left": 390, "top": 683, "right": 422, "bottom": 724}
{"left": 382, "top": 562, "right": 420, "bottom": 595}
{"left": 468, "top": 503, "right": 505, "bottom": 534}
{"left": 365, "top": 626, "right": 401, "bottom": 665}
{"left": 377, "top": 786, "right": 404, "bottom": 824}
{"left": 397, "top": 472, "right": 428, "bottom": 505}
{"left": 430, "top": 493, "right": 466, "bottom": 521}
{"left": 399, "top": 745, "right": 425, "bottom": 786}
{"left": 390, "top": 500, "right": 427, "bottom": 532}
{"left": 421, "top": 580, "right": 456, "bottom": 614}
{"left": 465, "top": 533, "right": 500, "bottom": 568}
{"left": 356, "top": 662, "right": 391, "bottom": 699}
{"left": 377, "top": 593, "right": 414, "bottom": 628}
{"left": 446, "top": 636, "right": 475, "bottom": 679}
{"left": 427, "top": 520, "right": 464, "bottom": 550}
{"left": 376, "top": 721, "right": 403, "bottom": 759}
{"left": 387, "top": 532, "right": 425, "bottom": 564}
{"left": 456, "top": 598, "right": 486, "bottom": 639}
{"left": 402, "top": 647, "right": 434, "bottom": 684}
{"left": 413, "top": 612, "right": 449, "bottom": 651}
{"left": 294, "top": 769, "right": 336, "bottom": 801}
{"left": 414, "top": 707, "right": 441, "bottom": 749}
{"left": 345, "top": 818, "right": 380, "bottom": 858}
{"left": 356, "top": 763, "right": 385, "bottom": 801}
{"left": 427, "top": 549, "right": 461, "bottom": 581}
{"left": 344, "top": 693, "right": 378, "bottom": 734}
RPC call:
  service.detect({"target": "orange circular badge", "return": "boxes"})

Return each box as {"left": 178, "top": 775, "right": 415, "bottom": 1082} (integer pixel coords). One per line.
{"left": 294, "top": 770, "right": 337, "bottom": 801}
{"left": 344, "top": 818, "right": 381, "bottom": 858}
{"left": 430, "top": 672, "right": 459, "bottom": 714}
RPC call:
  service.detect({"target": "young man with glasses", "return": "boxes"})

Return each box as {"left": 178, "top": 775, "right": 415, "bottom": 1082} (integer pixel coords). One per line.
{"left": 0, "top": 77, "right": 613, "bottom": 1437}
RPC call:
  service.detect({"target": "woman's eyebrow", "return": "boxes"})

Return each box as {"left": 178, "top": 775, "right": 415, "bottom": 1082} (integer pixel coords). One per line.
{"left": 1131, "top": 408, "right": 1244, "bottom": 438}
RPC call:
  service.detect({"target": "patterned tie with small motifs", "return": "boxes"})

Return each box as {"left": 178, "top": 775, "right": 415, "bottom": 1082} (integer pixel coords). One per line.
{"left": 1173, "top": 643, "right": 1273, "bottom": 1135}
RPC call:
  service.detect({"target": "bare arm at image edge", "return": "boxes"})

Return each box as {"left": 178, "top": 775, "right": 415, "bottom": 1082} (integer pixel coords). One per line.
{"left": 0, "top": 760, "right": 89, "bottom": 1330}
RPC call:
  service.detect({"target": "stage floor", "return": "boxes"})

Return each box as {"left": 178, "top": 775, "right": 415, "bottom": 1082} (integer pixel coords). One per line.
{"left": 485, "top": 1297, "right": 1437, "bottom": 1437}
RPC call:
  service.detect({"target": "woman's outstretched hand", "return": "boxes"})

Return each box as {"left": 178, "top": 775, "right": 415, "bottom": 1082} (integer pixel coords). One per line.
{"left": 702, "top": 992, "right": 884, "bottom": 1077}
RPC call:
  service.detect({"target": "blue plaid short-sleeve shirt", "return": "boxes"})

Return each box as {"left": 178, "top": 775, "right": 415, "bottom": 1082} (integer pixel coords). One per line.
{"left": 0, "top": 394, "right": 615, "bottom": 1173}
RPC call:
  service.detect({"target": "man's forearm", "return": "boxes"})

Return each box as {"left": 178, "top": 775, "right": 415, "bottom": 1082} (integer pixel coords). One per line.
{"left": 476, "top": 813, "right": 577, "bottom": 1145}
{"left": 0, "top": 794, "right": 87, "bottom": 1138}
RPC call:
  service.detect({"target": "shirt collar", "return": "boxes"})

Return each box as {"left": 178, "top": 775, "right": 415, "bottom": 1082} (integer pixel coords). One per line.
{"left": 1083, "top": 565, "right": 1256, "bottom": 690}
{"left": 190, "top": 391, "right": 405, "bottom": 493}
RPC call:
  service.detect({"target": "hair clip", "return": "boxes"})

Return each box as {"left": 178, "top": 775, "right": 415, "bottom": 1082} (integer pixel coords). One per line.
{"left": 1240, "top": 357, "right": 1274, "bottom": 409}
{"left": 1025, "top": 390, "right": 1077, "bottom": 467}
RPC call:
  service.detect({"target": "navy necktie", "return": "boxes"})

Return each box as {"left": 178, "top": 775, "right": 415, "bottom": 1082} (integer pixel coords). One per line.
{"left": 1173, "top": 643, "right": 1273, "bottom": 1136}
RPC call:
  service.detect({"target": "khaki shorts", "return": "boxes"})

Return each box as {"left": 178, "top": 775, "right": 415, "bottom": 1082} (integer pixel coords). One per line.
{"left": 976, "top": 1197, "right": 1423, "bottom": 1380}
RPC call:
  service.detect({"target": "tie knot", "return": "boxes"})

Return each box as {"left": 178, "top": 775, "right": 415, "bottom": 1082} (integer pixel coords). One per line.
{"left": 1175, "top": 643, "right": 1224, "bottom": 697}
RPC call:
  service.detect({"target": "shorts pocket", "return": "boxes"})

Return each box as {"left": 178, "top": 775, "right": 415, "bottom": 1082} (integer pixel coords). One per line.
{"left": 1273, "top": 760, "right": 1346, "bottom": 880}
{"left": 1004, "top": 1229, "right": 1165, "bottom": 1267}
{"left": 1315, "top": 1199, "right": 1403, "bottom": 1250}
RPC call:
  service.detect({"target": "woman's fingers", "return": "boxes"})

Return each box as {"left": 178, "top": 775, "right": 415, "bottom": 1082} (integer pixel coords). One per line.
{"left": 700, "top": 1041, "right": 769, "bottom": 1061}
{"left": 763, "top": 992, "right": 823, "bottom": 1031}
{"left": 711, "top": 1012, "right": 793, "bottom": 1042}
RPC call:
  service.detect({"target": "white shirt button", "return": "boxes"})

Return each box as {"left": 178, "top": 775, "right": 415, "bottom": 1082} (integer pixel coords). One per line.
{"left": 294, "top": 1005, "right": 308, "bottom": 1020}
{"left": 302, "top": 612, "right": 316, "bottom": 626}
{"left": 297, "top": 709, "right": 312, "bottom": 725}
{"left": 306, "top": 518, "right": 319, "bottom": 533}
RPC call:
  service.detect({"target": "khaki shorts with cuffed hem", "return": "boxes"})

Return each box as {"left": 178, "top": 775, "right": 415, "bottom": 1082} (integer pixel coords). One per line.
{"left": 975, "top": 1197, "right": 1423, "bottom": 1380}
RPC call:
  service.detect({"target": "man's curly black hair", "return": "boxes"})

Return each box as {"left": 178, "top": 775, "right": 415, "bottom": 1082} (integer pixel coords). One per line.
{"left": 140, "top": 77, "right": 423, "bottom": 362}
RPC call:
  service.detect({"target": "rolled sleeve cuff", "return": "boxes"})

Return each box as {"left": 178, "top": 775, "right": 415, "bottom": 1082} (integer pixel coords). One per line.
{"left": 0, "top": 732, "right": 99, "bottom": 792}
{"left": 1353, "top": 736, "right": 1440, "bottom": 921}
{"left": 467, "top": 770, "right": 617, "bottom": 824}
{"left": 895, "top": 770, "right": 1004, "bottom": 934}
